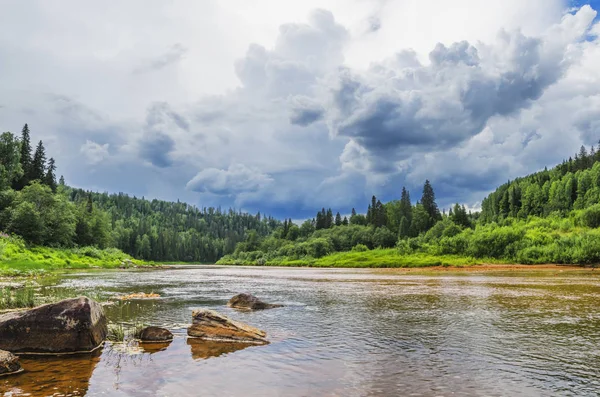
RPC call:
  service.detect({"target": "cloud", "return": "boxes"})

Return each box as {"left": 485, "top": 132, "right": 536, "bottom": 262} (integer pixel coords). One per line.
{"left": 133, "top": 44, "right": 187, "bottom": 74}
{"left": 80, "top": 140, "right": 110, "bottom": 165}
{"left": 319, "top": 7, "right": 597, "bottom": 175}
{"left": 186, "top": 163, "right": 273, "bottom": 195}
{"left": 289, "top": 95, "right": 325, "bottom": 126}
{"left": 138, "top": 102, "right": 188, "bottom": 168}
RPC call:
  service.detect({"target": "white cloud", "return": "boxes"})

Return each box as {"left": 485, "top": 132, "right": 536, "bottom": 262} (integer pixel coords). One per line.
{"left": 186, "top": 163, "right": 273, "bottom": 195}
{"left": 80, "top": 140, "right": 110, "bottom": 165}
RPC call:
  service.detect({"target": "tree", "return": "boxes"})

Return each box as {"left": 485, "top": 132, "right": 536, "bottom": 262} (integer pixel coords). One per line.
{"left": 44, "top": 157, "right": 57, "bottom": 192}
{"left": 14, "top": 124, "right": 32, "bottom": 190}
{"left": 421, "top": 180, "right": 441, "bottom": 228}
{"left": 31, "top": 140, "right": 46, "bottom": 182}
{"left": 410, "top": 204, "right": 430, "bottom": 236}
{"left": 0, "top": 132, "right": 23, "bottom": 190}
{"left": 335, "top": 212, "right": 342, "bottom": 226}
{"left": 399, "top": 187, "right": 412, "bottom": 223}
{"left": 398, "top": 216, "right": 410, "bottom": 239}
{"left": 326, "top": 208, "right": 334, "bottom": 228}
{"left": 450, "top": 203, "right": 471, "bottom": 228}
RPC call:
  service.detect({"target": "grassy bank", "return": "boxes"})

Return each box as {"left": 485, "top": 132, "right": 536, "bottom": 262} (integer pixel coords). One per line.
{"left": 0, "top": 235, "right": 149, "bottom": 276}
{"left": 217, "top": 248, "right": 499, "bottom": 268}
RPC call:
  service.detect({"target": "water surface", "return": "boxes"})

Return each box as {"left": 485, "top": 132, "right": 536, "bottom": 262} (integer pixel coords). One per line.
{"left": 3, "top": 266, "right": 600, "bottom": 396}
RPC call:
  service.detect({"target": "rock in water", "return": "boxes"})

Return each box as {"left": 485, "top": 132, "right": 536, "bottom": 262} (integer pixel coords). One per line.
{"left": 0, "top": 297, "right": 107, "bottom": 354}
{"left": 227, "top": 293, "right": 283, "bottom": 310}
{"left": 187, "top": 309, "right": 268, "bottom": 344}
{"left": 138, "top": 326, "right": 173, "bottom": 342}
{"left": 0, "top": 350, "right": 22, "bottom": 377}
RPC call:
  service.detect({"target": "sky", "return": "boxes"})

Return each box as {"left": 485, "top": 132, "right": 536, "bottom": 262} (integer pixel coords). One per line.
{"left": 1, "top": 0, "right": 600, "bottom": 219}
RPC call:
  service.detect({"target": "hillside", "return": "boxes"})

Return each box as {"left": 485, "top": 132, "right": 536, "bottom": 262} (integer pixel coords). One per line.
{"left": 220, "top": 145, "right": 600, "bottom": 267}
{"left": 0, "top": 124, "right": 280, "bottom": 266}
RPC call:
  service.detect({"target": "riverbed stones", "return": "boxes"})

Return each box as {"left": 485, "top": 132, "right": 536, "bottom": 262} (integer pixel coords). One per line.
{"left": 0, "top": 296, "right": 107, "bottom": 354}
{"left": 187, "top": 309, "right": 268, "bottom": 344}
{"left": 0, "top": 350, "right": 22, "bottom": 377}
{"left": 138, "top": 326, "right": 173, "bottom": 342}
{"left": 227, "top": 293, "right": 283, "bottom": 311}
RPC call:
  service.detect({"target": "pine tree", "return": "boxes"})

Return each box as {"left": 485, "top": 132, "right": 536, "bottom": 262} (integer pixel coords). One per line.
{"left": 59, "top": 175, "right": 66, "bottom": 186}
{"left": 14, "top": 124, "right": 32, "bottom": 190}
{"left": 44, "top": 157, "right": 57, "bottom": 192}
{"left": 421, "top": 180, "right": 441, "bottom": 227}
{"left": 31, "top": 140, "right": 46, "bottom": 181}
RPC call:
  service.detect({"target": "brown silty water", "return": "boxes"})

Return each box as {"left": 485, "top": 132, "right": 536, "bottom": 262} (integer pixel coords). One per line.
{"left": 2, "top": 265, "right": 600, "bottom": 396}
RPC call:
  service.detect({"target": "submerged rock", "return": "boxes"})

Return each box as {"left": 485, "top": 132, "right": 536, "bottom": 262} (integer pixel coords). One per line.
{"left": 0, "top": 350, "right": 22, "bottom": 377}
{"left": 138, "top": 326, "right": 173, "bottom": 342}
{"left": 227, "top": 293, "right": 283, "bottom": 311}
{"left": 0, "top": 297, "right": 107, "bottom": 355}
{"left": 187, "top": 309, "right": 268, "bottom": 344}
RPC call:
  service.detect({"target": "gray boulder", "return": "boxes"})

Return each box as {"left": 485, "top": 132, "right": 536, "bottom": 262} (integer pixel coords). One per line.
{"left": 0, "top": 297, "right": 107, "bottom": 354}
{"left": 227, "top": 293, "right": 283, "bottom": 310}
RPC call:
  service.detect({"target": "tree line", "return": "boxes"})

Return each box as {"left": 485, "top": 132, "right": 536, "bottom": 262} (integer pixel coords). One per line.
{"left": 1, "top": 124, "right": 281, "bottom": 262}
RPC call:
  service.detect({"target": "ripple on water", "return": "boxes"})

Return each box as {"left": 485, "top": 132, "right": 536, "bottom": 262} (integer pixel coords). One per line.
{"left": 3, "top": 267, "right": 600, "bottom": 396}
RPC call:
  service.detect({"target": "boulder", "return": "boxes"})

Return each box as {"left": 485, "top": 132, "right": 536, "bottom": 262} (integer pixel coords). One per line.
{"left": 138, "top": 326, "right": 173, "bottom": 342}
{"left": 0, "top": 297, "right": 107, "bottom": 354}
{"left": 0, "top": 350, "right": 22, "bottom": 377}
{"left": 187, "top": 309, "right": 268, "bottom": 344}
{"left": 227, "top": 293, "right": 283, "bottom": 311}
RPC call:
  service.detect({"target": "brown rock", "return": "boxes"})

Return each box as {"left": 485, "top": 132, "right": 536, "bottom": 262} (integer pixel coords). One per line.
{"left": 187, "top": 309, "right": 268, "bottom": 344}
{"left": 138, "top": 326, "right": 173, "bottom": 342}
{"left": 0, "top": 350, "right": 22, "bottom": 377}
{"left": 227, "top": 293, "right": 283, "bottom": 311}
{"left": 0, "top": 297, "right": 107, "bottom": 355}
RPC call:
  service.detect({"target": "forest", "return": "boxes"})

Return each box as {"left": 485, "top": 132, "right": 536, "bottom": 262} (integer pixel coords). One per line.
{"left": 219, "top": 143, "right": 600, "bottom": 267}
{"left": 0, "top": 125, "right": 280, "bottom": 264}
{"left": 3, "top": 123, "right": 600, "bottom": 268}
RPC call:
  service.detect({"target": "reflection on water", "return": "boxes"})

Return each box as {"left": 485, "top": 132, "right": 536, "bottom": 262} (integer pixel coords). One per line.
{"left": 2, "top": 266, "right": 600, "bottom": 396}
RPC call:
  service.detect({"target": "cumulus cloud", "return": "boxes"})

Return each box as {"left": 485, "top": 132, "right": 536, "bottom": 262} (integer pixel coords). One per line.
{"left": 80, "top": 140, "right": 110, "bottom": 165}
{"left": 186, "top": 163, "right": 273, "bottom": 195}
{"left": 318, "top": 7, "right": 597, "bottom": 175}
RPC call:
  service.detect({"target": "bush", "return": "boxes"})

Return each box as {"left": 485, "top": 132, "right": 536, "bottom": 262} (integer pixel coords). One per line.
{"left": 577, "top": 204, "right": 600, "bottom": 228}
{"left": 352, "top": 244, "right": 369, "bottom": 252}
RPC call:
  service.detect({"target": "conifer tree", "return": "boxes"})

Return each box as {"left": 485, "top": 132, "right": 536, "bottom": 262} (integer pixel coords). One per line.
{"left": 14, "top": 124, "right": 32, "bottom": 189}
{"left": 326, "top": 208, "right": 334, "bottom": 228}
{"left": 44, "top": 157, "right": 57, "bottom": 192}
{"left": 421, "top": 180, "right": 441, "bottom": 227}
{"left": 31, "top": 140, "right": 46, "bottom": 181}
{"left": 342, "top": 216, "right": 349, "bottom": 226}
{"left": 399, "top": 187, "right": 413, "bottom": 223}
{"left": 335, "top": 212, "right": 342, "bottom": 226}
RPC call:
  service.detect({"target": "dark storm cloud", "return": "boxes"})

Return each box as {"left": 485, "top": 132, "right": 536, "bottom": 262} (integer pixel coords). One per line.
{"left": 139, "top": 102, "right": 188, "bottom": 168}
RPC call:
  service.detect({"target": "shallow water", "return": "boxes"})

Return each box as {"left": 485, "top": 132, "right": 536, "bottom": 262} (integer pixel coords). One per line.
{"left": 3, "top": 266, "right": 600, "bottom": 396}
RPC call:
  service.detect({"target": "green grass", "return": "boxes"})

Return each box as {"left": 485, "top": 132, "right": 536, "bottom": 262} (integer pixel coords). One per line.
{"left": 0, "top": 235, "right": 153, "bottom": 276}
{"left": 217, "top": 248, "right": 498, "bottom": 268}
{"left": 0, "top": 285, "right": 36, "bottom": 309}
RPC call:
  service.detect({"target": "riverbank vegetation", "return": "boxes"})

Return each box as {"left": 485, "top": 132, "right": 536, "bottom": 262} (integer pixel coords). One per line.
{"left": 219, "top": 144, "right": 600, "bottom": 268}
{"left": 1, "top": 124, "right": 280, "bottom": 274}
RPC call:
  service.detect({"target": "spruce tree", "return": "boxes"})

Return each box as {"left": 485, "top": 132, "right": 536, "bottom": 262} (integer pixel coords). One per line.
{"left": 421, "top": 180, "right": 441, "bottom": 227}
{"left": 31, "top": 140, "right": 46, "bottom": 181}
{"left": 326, "top": 208, "right": 334, "bottom": 228}
{"left": 14, "top": 124, "right": 32, "bottom": 189}
{"left": 44, "top": 157, "right": 57, "bottom": 192}
{"left": 59, "top": 175, "right": 66, "bottom": 186}
{"left": 342, "top": 216, "right": 349, "bottom": 226}
{"left": 335, "top": 212, "right": 342, "bottom": 226}
{"left": 399, "top": 187, "right": 412, "bottom": 223}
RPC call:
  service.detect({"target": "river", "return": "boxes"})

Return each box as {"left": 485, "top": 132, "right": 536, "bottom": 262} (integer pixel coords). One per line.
{"left": 2, "top": 266, "right": 600, "bottom": 396}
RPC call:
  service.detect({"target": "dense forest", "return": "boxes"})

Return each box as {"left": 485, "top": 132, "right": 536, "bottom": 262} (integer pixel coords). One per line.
{"left": 3, "top": 123, "right": 600, "bottom": 267}
{"left": 0, "top": 124, "right": 280, "bottom": 263}
{"left": 220, "top": 143, "right": 600, "bottom": 266}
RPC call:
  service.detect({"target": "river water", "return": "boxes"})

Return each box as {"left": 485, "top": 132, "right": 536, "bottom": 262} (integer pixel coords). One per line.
{"left": 2, "top": 266, "right": 600, "bottom": 397}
